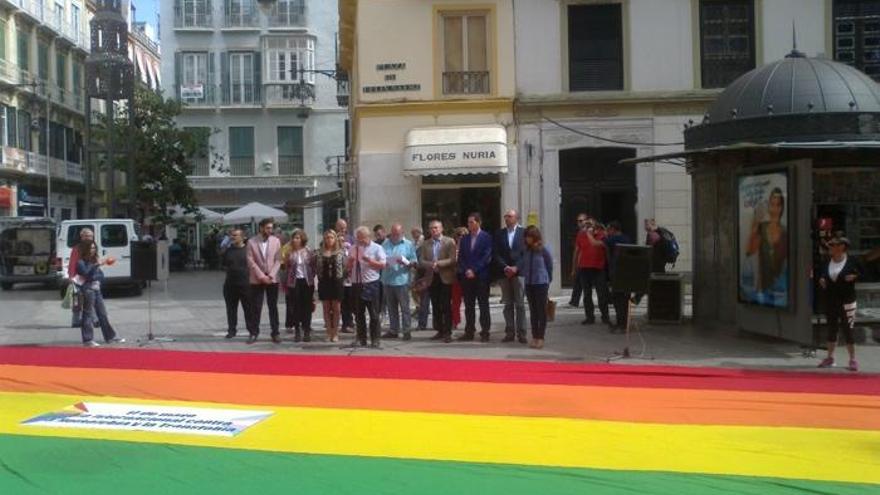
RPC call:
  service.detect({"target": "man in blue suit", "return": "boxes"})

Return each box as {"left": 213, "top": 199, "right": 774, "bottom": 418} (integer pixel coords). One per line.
{"left": 494, "top": 209, "right": 527, "bottom": 343}
{"left": 457, "top": 212, "right": 494, "bottom": 342}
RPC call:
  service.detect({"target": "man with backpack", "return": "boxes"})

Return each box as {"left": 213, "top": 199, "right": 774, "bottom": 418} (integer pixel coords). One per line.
{"left": 644, "top": 219, "right": 679, "bottom": 273}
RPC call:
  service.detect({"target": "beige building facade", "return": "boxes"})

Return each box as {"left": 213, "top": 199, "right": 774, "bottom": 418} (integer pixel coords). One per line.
{"left": 340, "top": 0, "right": 518, "bottom": 236}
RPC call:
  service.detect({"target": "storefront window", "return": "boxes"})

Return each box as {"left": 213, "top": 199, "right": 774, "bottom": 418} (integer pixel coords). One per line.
{"left": 421, "top": 174, "right": 501, "bottom": 234}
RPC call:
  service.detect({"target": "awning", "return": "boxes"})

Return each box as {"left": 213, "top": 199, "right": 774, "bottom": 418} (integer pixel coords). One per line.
{"left": 403, "top": 125, "right": 508, "bottom": 176}
{"left": 620, "top": 141, "right": 880, "bottom": 166}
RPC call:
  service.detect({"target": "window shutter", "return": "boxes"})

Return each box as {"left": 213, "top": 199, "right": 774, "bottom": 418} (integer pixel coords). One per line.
{"left": 253, "top": 50, "right": 261, "bottom": 103}
{"left": 220, "top": 52, "right": 229, "bottom": 104}
{"left": 174, "top": 52, "right": 182, "bottom": 98}
{"left": 0, "top": 20, "right": 6, "bottom": 61}
{"left": 207, "top": 52, "right": 216, "bottom": 102}
{"left": 5, "top": 106, "right": 15, "bottom": 148}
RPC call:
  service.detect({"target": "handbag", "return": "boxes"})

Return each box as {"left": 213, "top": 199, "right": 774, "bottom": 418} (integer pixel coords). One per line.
{"left": 61, "top": 283, "right": 74, "bottom": 309}
{"left": 546, "top": 299, "right": 557, "bottom": 322}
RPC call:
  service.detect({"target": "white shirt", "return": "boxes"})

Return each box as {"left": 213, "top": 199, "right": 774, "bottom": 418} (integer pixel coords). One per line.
{"left": 294, "top": 250, "right": 306, "bottom": 279}
{"left": 829, "top": 256, "right": 847, "bottom": 282}
{"left": 352, "top": 241, "right": 386, "bottom": 284}
{"left": 260, "top": 238, "right": 269, "bottom": 260}
{"left": 507, "top": 226, "right": 519, "bottom": 249}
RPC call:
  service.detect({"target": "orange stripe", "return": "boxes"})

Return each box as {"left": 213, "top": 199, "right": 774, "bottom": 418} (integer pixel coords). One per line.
{"left": 2, "top": 364, "right": 878, "bottom": 430}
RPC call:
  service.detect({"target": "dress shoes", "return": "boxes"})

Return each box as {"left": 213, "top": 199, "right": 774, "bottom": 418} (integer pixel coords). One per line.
{"left": 382, "top": 332, "right": 399, "bottom": 339}
{"left": 517, "top": 335, "right": 528, "bottom": 344}
{"left": 501, "top": 334, "right": 515, "bottom": 343}
{"left": 443, "top": 335, "right": 453, "bottom": 343}
{"left": 225, "top": 331, "right": 236, "bottom": 339}
{"left": 370, "top": 341, "right": 382, "bottom": 349}
{"left": 581, "top": 317, "right": 595, "bottom": 325}
{"left": 479, "top": 334, "right": 490, "bottom": 343}
{"left": 402, "top": 333, "right": 412, "bottom": 341}
{"left": 429, "top": 332, "right": 445, "bottom": 340}
{"left": 246, "top": 335, "right": 258, "bottom": 344}
{"left": 456, "top": 333, "right": 475, "bottom": 342}
{"left": 271, "top": 335, "right": 282, "bottom": 344}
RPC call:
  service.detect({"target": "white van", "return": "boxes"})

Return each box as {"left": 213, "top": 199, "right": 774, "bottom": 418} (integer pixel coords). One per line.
{"left": 57, "top": 219, "right": 142, "bottom": 294}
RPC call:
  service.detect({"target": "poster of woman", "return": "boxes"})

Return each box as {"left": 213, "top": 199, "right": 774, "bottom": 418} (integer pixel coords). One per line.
{"left": 738, "top": 171, "right": 789, "bottom": 308}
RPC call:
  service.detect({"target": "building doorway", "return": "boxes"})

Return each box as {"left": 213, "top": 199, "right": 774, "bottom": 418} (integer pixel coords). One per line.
{"left": 421, "top": 174, "right": 501, "bottom": 234}
{"left": 559, "top": 147, "right": 637, "bottom": 286}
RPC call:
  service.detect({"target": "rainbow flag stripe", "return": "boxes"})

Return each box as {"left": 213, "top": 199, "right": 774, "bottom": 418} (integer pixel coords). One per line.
{"left": 0, "top": 347, "right": 878, "bottom": 494}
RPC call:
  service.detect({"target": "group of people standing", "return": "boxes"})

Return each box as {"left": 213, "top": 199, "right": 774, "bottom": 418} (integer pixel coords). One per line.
{"left": 220, "top": 210, "right": 554, "bottom": 349}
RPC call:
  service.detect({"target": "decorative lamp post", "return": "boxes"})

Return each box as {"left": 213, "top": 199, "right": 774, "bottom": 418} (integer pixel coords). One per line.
{"left": 85, "top": 0, "right": 135, "bottom": 218}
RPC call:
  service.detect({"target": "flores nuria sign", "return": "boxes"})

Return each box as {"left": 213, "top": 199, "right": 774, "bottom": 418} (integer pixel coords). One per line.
{"left": 404, "top": 143, "right": 507, "bottom": 172}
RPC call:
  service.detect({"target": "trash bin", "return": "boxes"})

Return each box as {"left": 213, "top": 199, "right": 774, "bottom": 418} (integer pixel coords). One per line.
{"left": 647, "top": 273, "right": 684, "bottom": 324}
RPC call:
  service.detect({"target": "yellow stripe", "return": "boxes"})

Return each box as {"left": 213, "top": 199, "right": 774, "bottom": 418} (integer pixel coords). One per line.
{"left": 1, "top": 391, "right": 877, "bottom": 485}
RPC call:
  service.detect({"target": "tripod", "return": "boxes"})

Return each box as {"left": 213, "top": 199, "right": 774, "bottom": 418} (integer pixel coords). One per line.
{"left": 137, "top": 281, "right": 175, "bottom": 346}
{"left": 607, "top": 294, "right": 654, "bottom": 362}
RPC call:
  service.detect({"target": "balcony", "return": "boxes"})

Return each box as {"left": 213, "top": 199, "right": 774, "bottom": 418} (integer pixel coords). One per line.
{"left": 278, "top": 156, "right": 303, "bottom": 175}
{"left": 268, "top": 2, "right": 306, "bottom": 28}
{"left": 16, "top": 0, "right": 45, "bottom": 23}
{"left": 224, "top": 11, "right": 259, "bottom": 29}
{"left": 174, "top": 8, "right": 213, "bottom": 30}
{"left": 190, "top": 156, "right": 210, "bottom": 176}
{"left": 176, "top": 84, "right": 218, "bottom": 108}
{"left": 219, "top": 83, "right": 261, "bottom": 106}
{"left": 1, "top": 146, "right": 84, "bottom": 184}
{"left": 189, "top": 174, "right": 316, "bottom": 189}
{"left": 229, "top": 157, "right": 254, "bottom": 176}
{"left": 0, "top": 59, "right": 32, "bottom": 87}
{"left": 263, "top": 82, "right": 315, "bottom": 107}
{"left": 336, "top": 74, "right": 349, "bottom": 107}
{"left": 442, "top": 71, "right": 490, "bottom": 95}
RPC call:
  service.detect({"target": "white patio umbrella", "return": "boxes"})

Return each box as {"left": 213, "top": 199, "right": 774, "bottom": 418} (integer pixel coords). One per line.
{"left": 169, "top": 206, "right": 223, "bottom": 223}
{"left": 222, "top": 202, "right": 289, "bottom": 231}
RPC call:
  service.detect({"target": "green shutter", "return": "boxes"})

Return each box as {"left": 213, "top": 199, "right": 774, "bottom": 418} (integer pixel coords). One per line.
{"left": 174, "top": 52, "right": 182, "bottom": 98}
{"left": 277, "top": 126, "right": 302, "bottom": 156}
{"left": 56, "top": 52, "right": 66, "bottom": 88}
{"left": 38, "top": 41, "right": 48, "bottom": 81}
{"left": 0, "top": 20, "right": 6, "bottom": 62}
{"left": 253, "top": 50, "right": 261, "bottom": 103}
{"left": 229, "top": 127, "right": 254, "bottom": 158}
{"left": 17, "top": 30, "right": 28, "bottom": 72}
{"left": 220, "top": 52, "right": 229, "bottom": 104}
{"left": 5, "top": 106, "right": 16, "bottom": 148}
{"left": 207, "top": 52, "right": 216, "bottom": 102}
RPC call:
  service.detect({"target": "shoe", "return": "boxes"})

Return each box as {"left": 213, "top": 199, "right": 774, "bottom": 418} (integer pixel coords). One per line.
{"left": 443, "top": 335, "right": 452, "bottom": 343}
{"left": 303, "top": 331, "right": 311, "bottom": 343}
{"left": 848, "top": 359, "right": 859, "bottom": 372}
{"left": 330, "top": 335, "right": 339, "bottom": 343}
{"left": 225, "top": 331, "right": 236, "bottom": 339}
{"left": 456, "top": 333, "right": 475, "bottom": 342}
{"left": 107, "top": 337, "right": 126, "bottom": 344}
{"left": 601, "top": 316, "right": 611, "bottom": 324}
{"left": 416, "top": 326, "right": 427, "bottom": 331}
{"left": 294, "top": 329, "right": 302, "bottom": 342}
{"left": 517, "top": 335, "right": 528, "bottom": 344}
{"left": 581, "top": 318, "right": 595, "bottom": 325}
{"left": 501, "top": 334, "right": 515, "bottom": 343}
{"left": 402, "top": 333, "right": 412, "bottom": 341}
{"left": 271, "top": 335, "right": 282, "bottom": 344}
{"left": 358, "top": 340, "right": 368, "bottom": 347}
{"left": 480, "top": 334, "right": 490, "bottom": 343}
{"left": 83, "top": 341, "right": 100, "bottom": 347}
{"left": 246, "top": 335, "right": 258, "bottom": 344}
{"left": 567, "top": 302, "right": 579, "bottom": 308}
{"left": 429, "top": 332, "right": 445, "bottom": 340}
{"left": 382, "top": 332, "right": 399, "bottom": 339}
{"left": 370, "top": 341, "right": 382, "bottom": 349}
{"left": 533, "top": 339, "right": 544, "bottom": 349}
{"left": 341, "top": 326, "right": 354, "bottom": 334}
{"left": 285, "top": 327, "right": 295, "bottom": 335}
{"left": 817, "top": 357, "right": 834, "bottom": 368}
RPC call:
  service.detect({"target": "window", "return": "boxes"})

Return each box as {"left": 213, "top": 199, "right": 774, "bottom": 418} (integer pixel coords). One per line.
{"left": 72, "top": 60, "right": 81, "bottom": 95}
{"left": 178, "top": 52, "right": 211, "bottom": 103}
{"left": 5, "top": 106, "right": 16, "bottom": 148}
{"left": 71, "top": 5, "right": 81, "bottom": 43}
{"left": 53, "top": 3, "right": 64, "bottom": 28}
{"left": 66, "top": 225, "right": 95, "bottom": 248}
{"left": 277, "top": 127, "right": 303, "bottom": 175}
{"left": 228, "top": 127, "right": 254, "bottom": 176}
{"left": 568, "top": 4, "right": 623, "bottom": 91}
{"left": 270, "top": 0, "right": 305, "bottom": 27}
{"left": 17, "top": 30, "right": 28, "bottom": 72}
{"left": 700, "top": 0, "right": 756, "bottom": 88}
{"left": 0, "top": 19, "right": 6, "bottom": 61}
{"left": 184, "top": 126, "right": 211, "bottom": 176}
{"left": 264, "top": 37, "right": 314, "bottom": 84}
{"left": 17, "top": 109, "right": 30, "bottom": 151}
{"left": 230, "top": 52, "right": 255, "bottom": 103}
{"left": 441, "top": 13, "right": 489, "bottom": 95}
{"left": 178, "top": 0, "right": 212, "bottom": 27}
{"left": 38, "top": 40, "right": 48, "bottom": 81}
{"left": 101, "top": 225, "right": 128, "bottom": 248}
{"left": 56, "top": 51, "right": 66, "bottom": 89}
{"left": 226, "top": 0, "right": 256, "bottom": 27}
{"left": 834, "top": 0, "right": 880, "bottom": 80}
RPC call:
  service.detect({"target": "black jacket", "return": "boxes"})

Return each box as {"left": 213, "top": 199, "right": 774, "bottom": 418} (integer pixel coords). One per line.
{"left": 821, "top": 257, "right": 861, "bottom": 305}
{"left": 494, "top": 226, "right": 525, "bottom": 272}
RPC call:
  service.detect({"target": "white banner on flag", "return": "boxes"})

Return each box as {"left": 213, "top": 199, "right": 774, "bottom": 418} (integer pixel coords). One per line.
{"left": 22, "top": 402, "right": 272, "bottom": 437}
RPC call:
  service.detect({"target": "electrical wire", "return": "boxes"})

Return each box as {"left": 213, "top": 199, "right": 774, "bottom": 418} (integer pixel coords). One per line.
{"left": 542, "top": 115, "right": 686, "bottom": 147}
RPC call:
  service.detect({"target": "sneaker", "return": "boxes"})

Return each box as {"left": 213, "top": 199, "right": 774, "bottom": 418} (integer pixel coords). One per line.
{"left": 83, "top": 341, "right": 100, "bottom": 347}
{"left": 848, "top": 359, "right": 859, "bottom": 372}
{"left": 107, "top": 337, "right": 126, "bottom": 344}
{"left": 817, "top": 357, "right": 835, "bottom": 368}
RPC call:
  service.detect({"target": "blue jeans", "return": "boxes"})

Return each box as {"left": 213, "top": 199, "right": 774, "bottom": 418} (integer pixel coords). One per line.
{"left": 81, "top": 288, "right": 117, "bottom": 343}
{"left": 384, "top": 284, "right": 411, "bottom": 334}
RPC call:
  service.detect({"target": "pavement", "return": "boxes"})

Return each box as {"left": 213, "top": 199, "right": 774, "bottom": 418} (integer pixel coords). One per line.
{"left": 1, "top": 270, "right": 879, "bottom": 373}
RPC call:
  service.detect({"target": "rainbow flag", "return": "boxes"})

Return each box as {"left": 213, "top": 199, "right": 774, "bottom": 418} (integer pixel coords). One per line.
{"left": 0, "top": 347, "right": 878, "bottom": 494}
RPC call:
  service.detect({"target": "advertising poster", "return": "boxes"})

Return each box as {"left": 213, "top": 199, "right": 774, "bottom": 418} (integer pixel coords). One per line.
{"left": 738, "top": 171, "right": 789, "bottom": 308}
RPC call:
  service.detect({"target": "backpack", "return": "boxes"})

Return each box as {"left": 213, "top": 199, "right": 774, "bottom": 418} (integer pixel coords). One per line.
{"left": 656, "top": 227, "right": 680, "bottom": 266}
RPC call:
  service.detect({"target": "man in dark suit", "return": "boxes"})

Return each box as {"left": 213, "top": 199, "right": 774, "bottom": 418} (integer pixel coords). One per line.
{"left": 494, "top": 209, "right": 527, "bottom": 343}
{"left": 417, "top": 220, "right": 457, "bottom": 343}
{"left": 457, "top": 212, "right": 494, "bottom": 342}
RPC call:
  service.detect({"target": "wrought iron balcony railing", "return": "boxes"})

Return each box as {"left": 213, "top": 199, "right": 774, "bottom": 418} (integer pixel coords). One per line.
{"left": 442, "top": 71, "right": 490, "bottom": 95}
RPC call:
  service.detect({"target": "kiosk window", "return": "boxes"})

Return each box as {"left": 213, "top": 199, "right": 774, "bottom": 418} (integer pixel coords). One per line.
{"left": 66, "top": 225, "right": 95, "bottom": 248}
{"left": 101, "top": 225, "right": 128, "bottom": 248}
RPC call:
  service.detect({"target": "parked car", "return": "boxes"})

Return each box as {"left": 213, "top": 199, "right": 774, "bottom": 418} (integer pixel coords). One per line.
{"left": 57, "top": 219, "right": 142, "bottom": 296}
{"left": 0, "top": 218, "right": 61, "bottom": 290}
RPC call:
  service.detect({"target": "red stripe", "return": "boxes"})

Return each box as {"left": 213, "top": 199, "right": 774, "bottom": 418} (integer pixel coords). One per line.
{"left": 1, "top": 347, "right": 876, "bottom": 395}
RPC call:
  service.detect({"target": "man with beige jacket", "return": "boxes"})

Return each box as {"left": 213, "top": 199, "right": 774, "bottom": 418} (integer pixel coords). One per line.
{"left": 418, "top": 220, "right": 457, "bottom": 343}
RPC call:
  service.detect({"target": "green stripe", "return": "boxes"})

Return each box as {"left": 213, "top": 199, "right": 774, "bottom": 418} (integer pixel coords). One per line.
{"left": 0, "top": 435, "right": 871, "bottom": 495}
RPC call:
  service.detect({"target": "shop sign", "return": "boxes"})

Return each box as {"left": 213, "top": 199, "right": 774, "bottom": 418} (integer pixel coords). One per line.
{"left": 180, "top": 84, "right": 204, "bottom": 99}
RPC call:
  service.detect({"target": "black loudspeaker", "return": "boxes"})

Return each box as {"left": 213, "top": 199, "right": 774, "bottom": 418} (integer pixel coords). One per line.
{"left": 611, "top": 244, "right": 652, "bottom": 293}
{"left": 648, "top": 274, "right": 684, "bottom": 323}
{"left": 131, "top": 241, "right": 157, "bottom": 281}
